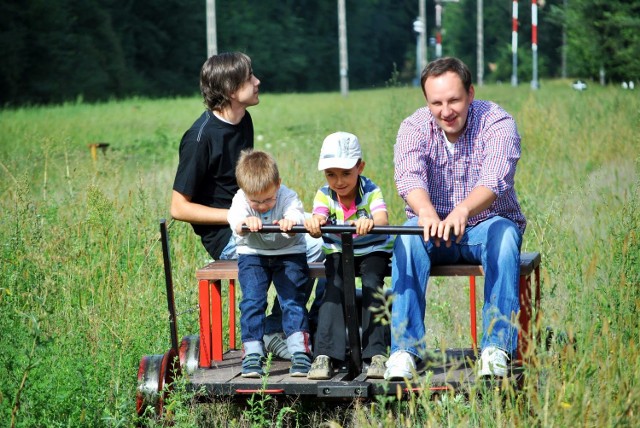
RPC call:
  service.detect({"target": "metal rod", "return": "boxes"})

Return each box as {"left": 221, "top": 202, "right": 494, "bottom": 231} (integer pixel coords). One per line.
{"left": 340, "top": 232, "right": 361, "bottom": 377}
{"left": 160, "top": 219, "right": 180, "bottom": 354}
{"left": 241, "top": 224, "right": 425, "bottom": 235}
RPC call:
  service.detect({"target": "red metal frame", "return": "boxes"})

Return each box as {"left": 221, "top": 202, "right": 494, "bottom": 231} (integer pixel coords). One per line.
{"left": 198, "top": 279, "right": 214, "bottom": 366}
{"left": 469, "top": 276, "right": 477, "bottom": 351}
{"left": 466, "top": 265, "right": 541, "bottom": 363}
{"left": 198, "top": 277, "right": 238, "bottom": 366}
{"left": 228, "top": 279, "right": 236, "bottom": 353}
{"left": 516, "top": 265, "right": 541, "bottom": 362}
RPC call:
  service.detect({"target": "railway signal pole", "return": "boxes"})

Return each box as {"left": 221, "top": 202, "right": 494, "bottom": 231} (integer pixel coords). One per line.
{"left": 531, "top": 0, "right": 539, "bottom": 89}
{"left": 477, "top": 0, "right": 484, "bottom": 86}
{"left": 435, "top": 1, "right": 443, "bottom": 58}
{"left": 434, "top": 0, "right": 459, "bottom": 59}
{"left": 511, "top": 0, "right": 519, "bottom": 86}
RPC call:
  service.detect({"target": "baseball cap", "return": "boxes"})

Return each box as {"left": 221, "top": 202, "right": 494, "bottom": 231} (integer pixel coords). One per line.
{"left": 317, "top": 132, "right": 362, "bottom": 171}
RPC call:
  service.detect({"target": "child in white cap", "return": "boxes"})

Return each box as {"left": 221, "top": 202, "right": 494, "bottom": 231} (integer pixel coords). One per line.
{"left": 304, "top": 132, "right": 393, "bottom": 379}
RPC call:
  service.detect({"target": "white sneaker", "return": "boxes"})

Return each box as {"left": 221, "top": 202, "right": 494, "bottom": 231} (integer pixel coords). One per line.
{"left": 477, "top": 346, "right": 509, "bottom": 377}
{"left": 384, "top": 350, "right": 416, "bottom": 381}
{"left": 264, "top": 333, "right": 291, "bottom": 360}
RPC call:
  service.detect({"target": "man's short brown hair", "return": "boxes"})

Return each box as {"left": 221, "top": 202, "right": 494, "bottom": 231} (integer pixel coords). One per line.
{"left": 420, "top": 57, "right": 473, "bottom": 99}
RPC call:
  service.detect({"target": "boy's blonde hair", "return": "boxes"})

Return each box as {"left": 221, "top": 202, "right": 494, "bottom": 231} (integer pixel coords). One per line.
{"left": 235, "top": 149, "right": 280, "bottom": 195}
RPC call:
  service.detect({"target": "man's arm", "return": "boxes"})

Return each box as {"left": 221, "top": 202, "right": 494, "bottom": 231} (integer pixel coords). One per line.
{"left": 405, "top": 186, "right": 496, "bottom": 246}
{"left": 170, "top": 190, "right": 229, "bottom": 225}
{"left": 438, "top": 186, "right": 496, "bottom": 245}
{"left": 405, "top": 188, "right": 441, "bottom": 242}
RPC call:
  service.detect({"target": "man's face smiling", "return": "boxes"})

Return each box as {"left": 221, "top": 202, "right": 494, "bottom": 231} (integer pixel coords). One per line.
{"left": 424, "top": 71, "right": 474, "bottom": 143}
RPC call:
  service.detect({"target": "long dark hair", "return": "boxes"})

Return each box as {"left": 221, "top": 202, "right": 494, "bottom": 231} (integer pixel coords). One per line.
{"left": 200, "top": 52, "right": 252, "bottom": 111}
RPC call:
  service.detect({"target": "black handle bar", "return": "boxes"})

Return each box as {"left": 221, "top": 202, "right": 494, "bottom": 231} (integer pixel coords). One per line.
{"left": 241, "top": 224, "right": 425, "bottom": 235}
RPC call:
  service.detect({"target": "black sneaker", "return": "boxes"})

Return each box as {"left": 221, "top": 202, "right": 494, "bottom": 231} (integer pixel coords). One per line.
{"left": 289, "top": 352, "right": 312, "bottom": 377}
{"left": 242, "top": 353, "right": 265, "bottom": 378}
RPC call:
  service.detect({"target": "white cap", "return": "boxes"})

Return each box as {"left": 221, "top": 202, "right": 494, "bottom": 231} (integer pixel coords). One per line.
{"left": 317, "top": 132, "right": 362, "bottom": 171}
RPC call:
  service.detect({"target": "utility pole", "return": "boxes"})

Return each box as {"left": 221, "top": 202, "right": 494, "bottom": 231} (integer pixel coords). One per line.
{"left": 338, "top": 0, "right": 349, "bottom": 97}
{"left": 206, "top": 0, "right": 217, "bottom": 58}
{"left": 419, "top": 0, "right": 427, "bottom": 70}
{"left": 561, "top": 0, "right": 567, "bottom": 78}
{"left": 414, "top": 18, "right": 425, "bottom": 86}
{"left": 477, "top": 0, "right": 484, "bottom": 86}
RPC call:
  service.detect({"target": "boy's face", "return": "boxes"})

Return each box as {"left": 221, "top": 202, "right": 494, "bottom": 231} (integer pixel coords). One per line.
{"left": 323, "top": 161, "right": 365, "bottom": 201}
{"left": 232, "top": 72, "right": 261, "bottom": 108}
{"left": 245, "top": 184, "right": 278, "bottom": 213}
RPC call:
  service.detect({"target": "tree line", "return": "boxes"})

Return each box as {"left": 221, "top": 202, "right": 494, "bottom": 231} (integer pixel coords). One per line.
{"left": 1, "top": 0, "right": 638, "bottom": 106}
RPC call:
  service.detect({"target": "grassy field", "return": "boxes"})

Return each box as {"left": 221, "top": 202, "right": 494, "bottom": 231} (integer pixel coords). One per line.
{"left": 1, "top": 81, "right": 639, "bottom": 427}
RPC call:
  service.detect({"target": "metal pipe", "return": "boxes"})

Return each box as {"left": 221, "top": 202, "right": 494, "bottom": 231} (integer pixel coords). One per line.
{"left": 160, "top": 219, "right": 180, "bottom": 355}
{"left": 241, "top": 224, "right": 425, "bottom": 235}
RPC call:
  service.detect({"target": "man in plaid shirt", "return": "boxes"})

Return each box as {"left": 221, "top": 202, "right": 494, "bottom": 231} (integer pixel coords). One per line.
{"left": 384, "top": 57, "right": 527, "bottom": 381}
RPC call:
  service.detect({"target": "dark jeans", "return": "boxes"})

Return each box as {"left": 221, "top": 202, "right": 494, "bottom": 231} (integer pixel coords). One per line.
{"left": 238, "top": 253, "right": 310, "bottom": 343}
{"left": 266, "top": 277, "right": 325, "bottom": 335}
{"left": 220, "top": 234, "right": 325, "bottom": 337}
{"left": 313, "top": 251, "right": 391, "bottom": 362}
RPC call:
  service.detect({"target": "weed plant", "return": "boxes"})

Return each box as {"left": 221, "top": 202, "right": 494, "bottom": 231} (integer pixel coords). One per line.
{"left": 0, "top": 82, "right": 639, "bottom": 426}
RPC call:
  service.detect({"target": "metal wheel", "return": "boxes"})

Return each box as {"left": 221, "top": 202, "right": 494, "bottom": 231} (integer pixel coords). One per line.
{"left": 136, "top": 348, "right": 181, "bottom": 416}
{"left": 179, "top": 335, "right": 200, "bottom": 375}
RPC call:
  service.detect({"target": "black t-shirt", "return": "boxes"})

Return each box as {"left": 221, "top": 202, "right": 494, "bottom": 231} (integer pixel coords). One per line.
{"left": 173, "top": 110, "right": 254, "bottom": 259}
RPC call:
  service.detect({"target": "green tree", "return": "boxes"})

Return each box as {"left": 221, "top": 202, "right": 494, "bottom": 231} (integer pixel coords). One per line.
{"left": 566, "top": 0, "right": 640, "bottom": 82}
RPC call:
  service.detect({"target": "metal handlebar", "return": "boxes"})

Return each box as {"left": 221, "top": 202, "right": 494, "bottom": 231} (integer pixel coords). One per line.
{"left": 241, "top": 224, "right": 425, "bottom": 235}
{"left": 239, "top": 223, "right": 425, "bottom": 376}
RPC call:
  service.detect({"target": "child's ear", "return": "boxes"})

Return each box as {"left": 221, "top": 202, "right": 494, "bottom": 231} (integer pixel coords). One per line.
{"left": 357, "top": 160, "right": 365, "bottom": 174}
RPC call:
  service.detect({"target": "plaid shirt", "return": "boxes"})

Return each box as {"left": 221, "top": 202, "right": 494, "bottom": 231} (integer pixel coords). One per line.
{"left": 394, "top": 100, "right": 526, "bottom": 234}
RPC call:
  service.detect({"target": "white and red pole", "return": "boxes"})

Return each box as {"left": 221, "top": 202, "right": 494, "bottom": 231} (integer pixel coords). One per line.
{"left": 531, "top": 0, "right": 539, "bottom": 89}
{"left": 511, "top": 0, "right": 518, "bottom": 86}
{"left": 435, "top": 1, "right": 443, "bottom": 58}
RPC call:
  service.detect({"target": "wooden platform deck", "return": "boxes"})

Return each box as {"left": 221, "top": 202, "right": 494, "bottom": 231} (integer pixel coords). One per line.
{"left": 186, "top": 348, "right": 524, "bottom": 399}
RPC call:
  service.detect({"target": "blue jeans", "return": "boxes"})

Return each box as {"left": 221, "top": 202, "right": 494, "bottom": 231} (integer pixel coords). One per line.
{"left": 221, "top": 232, "right": 326, "bottom": 335}
{"left": 238, "top": 253, "right": 310, "bottom": 347}
{"left": 390, "top": 216, "right": 522, "bottom": 358}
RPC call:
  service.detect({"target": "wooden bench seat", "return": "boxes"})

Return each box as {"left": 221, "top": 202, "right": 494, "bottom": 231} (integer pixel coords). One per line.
{"left": 196, "top": 252, "right": 541, "bottom": 367}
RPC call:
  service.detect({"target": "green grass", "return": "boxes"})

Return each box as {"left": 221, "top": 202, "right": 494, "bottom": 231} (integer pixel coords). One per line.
{"left": 1, "top": 81, "right": 639, "bottom": 426}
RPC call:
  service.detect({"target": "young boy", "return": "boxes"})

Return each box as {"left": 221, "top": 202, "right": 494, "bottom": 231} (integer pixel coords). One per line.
{"left": 304, "top": 132, "right": 393, "bottom": 380}
{"left": 228, "top": 149, "right": 313, "bottom": 378}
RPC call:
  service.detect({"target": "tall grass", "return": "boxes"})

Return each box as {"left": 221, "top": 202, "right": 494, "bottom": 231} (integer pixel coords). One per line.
{"left": 0, "top": 82, "right": 638, "bottom": 426}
